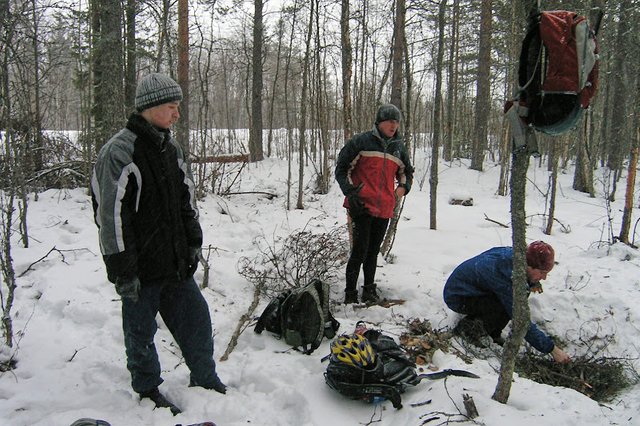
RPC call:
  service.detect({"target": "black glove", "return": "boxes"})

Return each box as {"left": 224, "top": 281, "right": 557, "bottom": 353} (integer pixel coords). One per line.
{"left": 347, "top": 183, "right": 368, "bottom": 219}
{"left": 187, "top": 246, "right": 201, "bottom": 277}
{"left": 115, "top": 276, "right": 141, "bottom": 303}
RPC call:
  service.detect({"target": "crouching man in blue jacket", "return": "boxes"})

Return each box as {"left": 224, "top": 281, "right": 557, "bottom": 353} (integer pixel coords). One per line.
{"left": 443, "top": 241, "right": 571, "bottom": 363}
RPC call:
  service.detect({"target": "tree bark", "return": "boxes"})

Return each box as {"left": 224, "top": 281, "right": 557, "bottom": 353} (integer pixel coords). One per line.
{"left": 544, "top": 137, "right": 560, "bottom": 235}
{"left": 297, "top": 0, "right": 315, "bottom": 209}
{"left": 493, "top": 138, "right": 531, "bottom": 404}
{"left": 429, "top": 0, "right": 447, "bottom": 230}
{"left": 341, "top": 0, "right": 353, "bottom": 141}
{"left": 390, "top": 0, "right": 405, "bottom": 108}
{"left": 249, "top": 0, "right": 264, "bottom": 162}
{"left": 91, "top": 0, "right": 124, "bottom": 154}
{"left": 470, "top": 0, "right": 492, "bottom": 171}
{"left": 176, "top": 0, "right": 190, "bottom": 159}
{"left": 124, "top": 0, "right": 136, "bottom": 111}
{"left": 618, "top": 146, "right": 637, "bottom": 244}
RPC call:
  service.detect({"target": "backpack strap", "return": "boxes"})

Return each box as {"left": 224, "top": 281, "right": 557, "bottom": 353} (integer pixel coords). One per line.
{"left": 312, "top": 279, "right": 340, "bottom": 339}
{"left": 324, "top": 373, "right": 403, "bottom": 409}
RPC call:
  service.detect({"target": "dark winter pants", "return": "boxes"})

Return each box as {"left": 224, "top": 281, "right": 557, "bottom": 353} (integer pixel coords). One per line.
{"left": 345, "top": 215, "right": 390, "bottom": 293}
{"left": 121, "top": 276, "right": 219, "bottom": 394}
{"left": 456, "top": 295, "right": 510, "bottom": 339}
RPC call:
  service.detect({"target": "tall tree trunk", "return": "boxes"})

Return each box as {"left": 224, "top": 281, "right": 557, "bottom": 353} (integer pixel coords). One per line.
{"left": 176, "top": 0, "right": 190, "bottom": 159}
{"left": 605, "top": 0, "right": 631, "bottom": 202}
{"left": 297, "top": 0, "right": 315, "bottom": 209}
{"left": 314, "top": 4, "right": 330, "bottom": 194}
{"left": 429, "top": 0, "right": 447, "bottom": 230}
{"left": 390, "top": 0, "right": 405, "bottom": 108}
{"left": 618, "top": 146, "right": 637, "bottom": 244}
{"left": 283, "top": 3, "right": 299, "bottom": 210}
{"left": 91, "top": 0, "right": 124, "bottom": 153}
{"left": 341, "top": 0, "right": 353, "bottom": 141}
{"left": 444, "top": 0, "right": 459, "bottom": 162}
{"left": 0, "top": 0, "right": 17, "bottom": 347}
{"left": 29, "top": 0, "right": 42, "bottom": 174}
{"left": 498, "top": 0, "right": 521, "bottom": 197}
{"left": 470, "top": 0, "right": 492, "bottom": 171}
{"left": 124, "top": 0, "right": 136, "bottom": 111}
{"left": 573, "top": 114, "right": 595, "bottom": 195}
{"left": 267, "top": 15, "right": 285, "bottom": 158}
{"left": 249, "top": 0, "right": 264, "bottom": 162}
{"left": 493, "top": 139, "right": 531, "bottom": 403}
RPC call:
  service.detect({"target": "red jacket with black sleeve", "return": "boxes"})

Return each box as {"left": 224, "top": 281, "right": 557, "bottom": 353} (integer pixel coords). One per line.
{"left": 335, "top": 126, "right": 414, "bottom": 219}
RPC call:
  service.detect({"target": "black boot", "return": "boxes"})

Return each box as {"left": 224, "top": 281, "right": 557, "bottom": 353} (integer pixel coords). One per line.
{"left": 344, "top": 289, "right": 358, "bottom": 304}
{"left": 361, "top": 285, "right": 380, "bottom": 303}
{"left": 453, "top": 317, "right": 490, "bottom": 348}
{"left": 140, "top": 387, "right": 181, "bottom": 415}
{"left": 189, "top": 376, "right": 227, "bottom": 394}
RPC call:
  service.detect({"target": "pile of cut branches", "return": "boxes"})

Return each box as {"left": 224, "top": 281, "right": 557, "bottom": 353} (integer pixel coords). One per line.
{"left": 515, "top": 353, "right": 638, "bottom": 402}
{"left": 398, "top": 318, "right": 452, "bottom": 366}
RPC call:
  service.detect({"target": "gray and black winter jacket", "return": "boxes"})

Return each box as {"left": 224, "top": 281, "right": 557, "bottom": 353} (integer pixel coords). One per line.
{"left": 91, "top": 113, "right": 202, "bottom": 286}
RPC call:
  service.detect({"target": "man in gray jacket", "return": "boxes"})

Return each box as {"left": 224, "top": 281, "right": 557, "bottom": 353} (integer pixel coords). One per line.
{"left": 91, "top": 73, "right": 226, "bottom": 415}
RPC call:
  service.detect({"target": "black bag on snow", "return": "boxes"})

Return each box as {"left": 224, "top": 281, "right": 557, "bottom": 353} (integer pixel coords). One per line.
{"left": 324, "top": 329, "right": 424, "bottom": 409}
{"left": 254, "top": 278, "right": 340, "bottom": 354}
{"left": 324, "top": 328, "right": 480, "bottom": 409}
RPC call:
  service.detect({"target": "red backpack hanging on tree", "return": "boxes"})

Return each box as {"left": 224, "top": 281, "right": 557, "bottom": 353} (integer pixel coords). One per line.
{"left": 505, "top": 8, "right": 602, "bottom": 151}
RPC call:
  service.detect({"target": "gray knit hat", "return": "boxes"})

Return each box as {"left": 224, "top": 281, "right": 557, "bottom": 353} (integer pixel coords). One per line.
{"left": 375, "top": 103, "right": 402, "bottom": 124}
{"left": 135, "top": 73, "right": 183, "bottom": 112}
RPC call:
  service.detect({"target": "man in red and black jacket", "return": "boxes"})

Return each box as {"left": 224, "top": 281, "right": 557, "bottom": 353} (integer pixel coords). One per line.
{"left": 335, "top": 104, "right": 414, "bottom": 304}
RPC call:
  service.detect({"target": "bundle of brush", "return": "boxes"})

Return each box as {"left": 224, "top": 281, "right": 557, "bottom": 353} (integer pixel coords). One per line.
{"left": 515, "top": 353, "right": 638, "bottom": 402}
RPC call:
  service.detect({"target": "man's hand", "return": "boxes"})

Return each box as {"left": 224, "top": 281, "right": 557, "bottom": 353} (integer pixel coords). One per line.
{"left": 347, "top": 183, "right": 368, "bottom": 219}
{"left": 551, "top": 346, "right": 571, "bottom": 363}
{"left": 115, "top": 276, "right": 141, "bottom": 303}
{"left": 395, "top": 186, "right": 406, "bottom": 198}
{"left": 187, "top": 246, "right": 201, "bottom": 277}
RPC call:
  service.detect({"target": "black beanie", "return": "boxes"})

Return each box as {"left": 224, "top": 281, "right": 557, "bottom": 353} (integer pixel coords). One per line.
{"left": 135, "top": 73, "right": 183, "bottom": 112}
{"left": 375, "top": 103, "right": 402, "bottom": 124}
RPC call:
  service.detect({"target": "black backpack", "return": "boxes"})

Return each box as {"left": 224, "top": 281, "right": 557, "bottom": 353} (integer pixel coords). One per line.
{"left": 254, "top": 279, "right": 340, "bottom": 354}
{"left": 324, "top": 329, "right": 479, "bottom": 409}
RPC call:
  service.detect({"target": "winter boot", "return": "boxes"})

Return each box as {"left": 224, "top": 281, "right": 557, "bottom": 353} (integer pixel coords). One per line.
{"left": 361, "top": 285, "right": 380, "bottom": 304}
{"left": 344, "top": 289, "right": 358, "bottom": 304}
{"left": 140, "top": 387, "right": 182, "bottom": 415}
{"left": 190, "top": 376, "right": 227, "bottom": 394}
{"left": 453, "top": 317, "right": 490, "bottom": 348}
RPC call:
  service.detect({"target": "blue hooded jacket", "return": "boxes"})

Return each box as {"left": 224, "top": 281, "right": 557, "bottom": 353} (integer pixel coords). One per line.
{"left": 443, "top": 247, "right": 555, "bottom": 354}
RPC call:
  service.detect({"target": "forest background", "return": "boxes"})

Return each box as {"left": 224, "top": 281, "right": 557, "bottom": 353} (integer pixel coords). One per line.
{"left": 1, "top": 0, "right": 640, "bottom": 414}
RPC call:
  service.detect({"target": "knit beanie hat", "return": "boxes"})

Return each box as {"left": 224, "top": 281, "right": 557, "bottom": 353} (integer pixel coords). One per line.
{"left": 375, "top": 103, "right": 402, "bottom": 124}
{"left": 526, "top": 241, "right": 555, "bottom": 271}
{"left": 135, "top": 73, "right": 183, "bottom": 112}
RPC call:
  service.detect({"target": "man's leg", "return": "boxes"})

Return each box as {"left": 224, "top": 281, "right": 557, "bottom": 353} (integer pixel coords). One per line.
{"left": 361, "top": 217, "right": 389, "bottom": 302}
{"left": 160, "top": 277, "right": 226, "bottom": 393}
{"left": 459, "top": 295, "right": 510, "bottom": 342}
{"left": 344, "top": 215, "right": 373, "bottom": 303}
{"left": 121, "top": 285, "right": 163, "bottom": 394}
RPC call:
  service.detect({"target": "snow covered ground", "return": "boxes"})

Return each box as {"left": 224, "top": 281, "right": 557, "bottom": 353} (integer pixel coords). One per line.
{"left": 1, "top": 154, "right": 638, "bottom": 426}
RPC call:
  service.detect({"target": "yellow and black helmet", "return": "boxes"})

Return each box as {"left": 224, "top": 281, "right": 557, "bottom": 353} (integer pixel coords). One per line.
{"left": 330, "top": 334, "right": 376, "bottom": 369}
